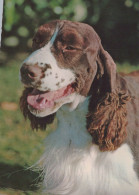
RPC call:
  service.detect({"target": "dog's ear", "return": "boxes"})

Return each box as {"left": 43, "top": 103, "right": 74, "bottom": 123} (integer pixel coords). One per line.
{"left": 20, "top": 88, "right": 55, "bottom": 130}
{"left": 87, "top": 44, "right": 130, "bottom": 151}
{"left": 78, "top": 27, "right": 100, "bottom": 96}
{"left": 87, "top": 92, "right": 130, "bottom": 151}
{"left": 96, "top": 45, "right": 117, "bottom": 93}
{"left": 81, "top": 24, "right": 117, "bottom": 95}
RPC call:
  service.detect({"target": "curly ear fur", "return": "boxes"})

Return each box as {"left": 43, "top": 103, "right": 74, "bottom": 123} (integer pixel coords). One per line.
{"left": 20, "top": 88, "right": 55, "bottom": 130}
{"left": 87, "top": 92, "right": 130, "bottom": 151}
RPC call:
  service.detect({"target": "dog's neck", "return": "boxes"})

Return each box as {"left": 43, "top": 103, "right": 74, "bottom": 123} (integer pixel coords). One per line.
{"left": 56, "top": 97, "right": 92, "bottom": 148}
{"left": 41, "top": 95, "right": 139, "bottom": 195}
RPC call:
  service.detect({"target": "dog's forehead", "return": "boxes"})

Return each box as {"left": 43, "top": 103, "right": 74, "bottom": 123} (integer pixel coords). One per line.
{"left": 35, "top": 20, "right": 90, "bottom": 42}
{"left": 34, "top": 21, "right": 57, "bottom": 40}
{"left": 38, "top": 22, "right": 82, "bottom": 38}
{"left": 57, "top": 29, "right": 84, "bottom": 47}
{"left": 33, "top": 20, "right": 100, "bottom": 51}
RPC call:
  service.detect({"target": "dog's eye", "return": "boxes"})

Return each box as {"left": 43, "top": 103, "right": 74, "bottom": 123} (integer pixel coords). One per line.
{"left": 62, "top": 46, "right": 77, "bottom": 53}
{"left": 65, "top": 46, "right": 75, "bottom": 51}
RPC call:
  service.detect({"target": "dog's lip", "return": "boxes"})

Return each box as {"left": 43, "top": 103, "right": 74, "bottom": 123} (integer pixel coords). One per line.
{"left": 27, "top": 84, "right": 75, "bottom": 111}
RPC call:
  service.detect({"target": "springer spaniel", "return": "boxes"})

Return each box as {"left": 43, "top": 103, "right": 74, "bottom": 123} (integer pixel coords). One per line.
{"left": 20, "top": 20, "right": 139, "bottom": 195}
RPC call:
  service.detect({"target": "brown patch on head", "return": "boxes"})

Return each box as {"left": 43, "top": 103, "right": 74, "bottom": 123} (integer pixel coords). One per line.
{"left": 87, "top": 92, "right": 130, "bottom": 151}
{"left": 20, "top": 88, "right": 55, "bottom": 130}
{"left": 58, "top": 28, "right": 84, "bottom": 48}
{"left": 32, "top": 21, "right": 58, "bottom": 50}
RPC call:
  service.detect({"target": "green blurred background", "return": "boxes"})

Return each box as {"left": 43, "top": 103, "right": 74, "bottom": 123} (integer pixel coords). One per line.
{"left": 2, "top": 0, "right": 139, "bottom": 63}
{"left": 0, "top": 0, "right": 139, "bottom": 194}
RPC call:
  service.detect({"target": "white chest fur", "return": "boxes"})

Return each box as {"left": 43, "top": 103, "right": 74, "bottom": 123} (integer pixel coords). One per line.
{"left": 39, "top": 99, "right": 139, "bottom": 195}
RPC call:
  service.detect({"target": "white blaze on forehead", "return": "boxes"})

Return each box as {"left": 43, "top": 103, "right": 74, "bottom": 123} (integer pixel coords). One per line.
{"left": 22, "top": 27, "right": 75, "bottom": 91}
{"left": 23, "top": 27, "right": 59, "bottom": 67}
{"left": 50, "top": 27, "right": 59, "bottom": 45}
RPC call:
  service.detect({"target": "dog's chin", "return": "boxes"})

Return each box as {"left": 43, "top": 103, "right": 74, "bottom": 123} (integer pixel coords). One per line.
{"left": 28, "top": 93, "right": 77, "bottom": 117}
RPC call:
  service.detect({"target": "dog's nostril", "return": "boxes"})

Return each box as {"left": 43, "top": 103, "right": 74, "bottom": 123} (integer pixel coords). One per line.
{"left": 28, "top": 71, "right": 37, "bottom": 78}
{"left": 36, "top": 97, "right": 44, "bottom": 103}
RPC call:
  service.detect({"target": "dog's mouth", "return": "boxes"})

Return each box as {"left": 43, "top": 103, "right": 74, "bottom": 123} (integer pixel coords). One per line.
{"left": 27, "top": 84, "right": 75, "bottom": 111}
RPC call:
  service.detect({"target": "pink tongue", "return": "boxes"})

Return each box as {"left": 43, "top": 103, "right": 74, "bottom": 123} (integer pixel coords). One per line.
{"left": 27, "top": 85, "right": 74, "bottom": 110}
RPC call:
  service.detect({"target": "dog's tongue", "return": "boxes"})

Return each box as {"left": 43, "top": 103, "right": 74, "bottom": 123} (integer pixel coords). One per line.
{"left": 27, "top": 84, "right": 74, "bottom": 110}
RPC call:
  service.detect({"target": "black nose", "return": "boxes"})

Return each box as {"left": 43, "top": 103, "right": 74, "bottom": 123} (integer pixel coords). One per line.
{"left": 20, "top": 63, "right": 42, "bottom": 84}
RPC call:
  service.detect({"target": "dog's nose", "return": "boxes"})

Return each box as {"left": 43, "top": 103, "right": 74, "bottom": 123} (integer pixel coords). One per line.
{"left": 20, "top": 63, "right": 42, "bottom": 83}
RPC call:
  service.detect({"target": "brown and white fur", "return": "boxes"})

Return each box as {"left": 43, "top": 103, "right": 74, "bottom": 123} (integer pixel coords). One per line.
{"left": 20, "top": 20, "right": 139, "bottom": 195}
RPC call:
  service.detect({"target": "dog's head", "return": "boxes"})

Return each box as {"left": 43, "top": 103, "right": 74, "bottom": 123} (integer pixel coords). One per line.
{"left": 20, "top": 20, "right": 119, "bottom": 132}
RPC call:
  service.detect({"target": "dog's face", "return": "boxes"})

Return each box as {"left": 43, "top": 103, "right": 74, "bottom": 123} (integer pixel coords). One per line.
{"left": 20, "top": 20, "right": 101, "bottom": 117}
{"left": 20, "top": 20, "right": 129, "bottom": 151}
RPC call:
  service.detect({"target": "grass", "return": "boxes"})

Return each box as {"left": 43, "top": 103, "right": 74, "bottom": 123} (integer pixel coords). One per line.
{"left": 0, "top": 51, "right": 139, "bottom": 194}
{"left": 117, "top": 62, "right": 139, "bottom": 73}
{"left": 0, "top": 52, "right": 55, "bottom": 195}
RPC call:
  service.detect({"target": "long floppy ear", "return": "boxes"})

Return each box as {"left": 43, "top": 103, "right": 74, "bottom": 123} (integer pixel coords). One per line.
{"left": 81, "top": 30, "right": 117, "bottom": 96}
{"left": 20, "top": 88, "right": 55, "bottom": 130}
{"left": 96, "top": 45, "right": 117, "bottom": 93}
{"left": 87, "top": 45, "right": 130, "bottom": 151}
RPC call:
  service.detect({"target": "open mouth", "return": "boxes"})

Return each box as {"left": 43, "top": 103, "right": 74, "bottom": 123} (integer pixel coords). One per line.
{"left": 27, "top": 84, "right": 75, "bottom": 111}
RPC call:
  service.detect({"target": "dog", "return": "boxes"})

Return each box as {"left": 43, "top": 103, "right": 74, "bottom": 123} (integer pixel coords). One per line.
{"left": 20, "top": 20, "right": 139, "bottom": 195}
